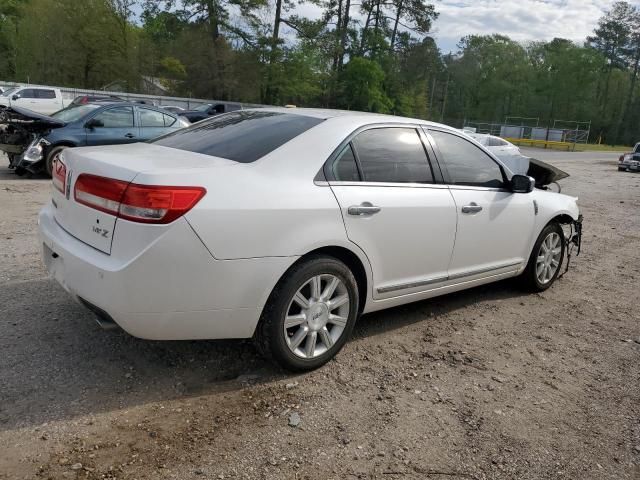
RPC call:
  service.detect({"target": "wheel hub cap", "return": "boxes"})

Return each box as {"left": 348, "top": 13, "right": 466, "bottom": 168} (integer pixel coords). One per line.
{"left": 283, "top": 274, "right": 351, "bottom": 359}
{"left": 307, "top": 302, "right": 329, "bottom": 331}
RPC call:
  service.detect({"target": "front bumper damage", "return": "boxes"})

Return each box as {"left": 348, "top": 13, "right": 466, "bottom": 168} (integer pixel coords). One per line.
{"left": 562, "top": 214, "right": 583, "bottom": 275}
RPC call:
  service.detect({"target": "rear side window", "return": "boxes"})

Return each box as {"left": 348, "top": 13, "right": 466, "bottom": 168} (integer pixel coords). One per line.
{"left": 152, "top": 111, "right": 323, "bottom": 163}
{"left": 93, "top": 106, "right": 135, "bottom": 128}
{"left": 139, "top": 108, "right": 165, "bottom": 127}
{"left": 163, "top": 113, "right": 176, "bottom": 127}
{"left": 351, "top": 128, "right": 433, "bottom": 183}
{"left": 36, "top": 89, "right": 56, "bottom": 99}
{"left": 332, "top": 145, "right": 360, "bottom": 181}
{"left": 430, "top": 130, "right": 505, "bottom": 188}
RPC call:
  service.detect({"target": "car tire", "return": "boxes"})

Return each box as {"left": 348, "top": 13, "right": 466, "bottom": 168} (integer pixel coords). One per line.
{"left": 45, "top": 145, "right": 68, "bottom": 178}
{"left": 618, "top": 167, "right": 626, "bottom": 171}
{"left": 521, "top": 222, "right": 565, "bottom": 292}
{"left": 255, "top": 255, "right": 359, "bottom": 371}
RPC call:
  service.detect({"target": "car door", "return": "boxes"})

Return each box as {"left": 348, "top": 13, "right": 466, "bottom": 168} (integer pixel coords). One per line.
{"left": 427, "top": 128, "right": 536, "bottom": 281}
{"left": 34, "top": 88, "right": 60, "bottom": 115}
{"left": 11, "top": 88, "right": 39, "bottom": 111}
{"left": 85, "top": 105, "right": 139, "bottom": 146}
{"left": 138, "top": 107, "right": 179, "bottom": 141}
{"left": 327, "top": 126, "right": 457, "bottom": 300}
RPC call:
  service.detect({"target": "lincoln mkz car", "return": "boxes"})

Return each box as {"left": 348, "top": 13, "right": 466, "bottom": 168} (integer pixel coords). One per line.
{"left": 38, "top": 109, "right": 583, "bottom": 371}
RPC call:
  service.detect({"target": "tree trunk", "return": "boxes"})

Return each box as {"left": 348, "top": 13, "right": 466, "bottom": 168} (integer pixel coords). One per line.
{"left": 332, "top": 0, "right": 343, "bottom": 72}
{"left": 206, "top": 0, "right": 220, "bottom": 41}
{"left": 338, "top": 0, "right": 351, "bottom": 69}
{"left": 390, "top": 0, "right": 403, "bottom": 52}
{"left": 359, "top": 2, "right": 373, "bottom": 55}
{"left": 620, "top": 49, "right": 640, "bottom": 142}
{"left": 264, "top": 0, "right": 283, "bottom": 103}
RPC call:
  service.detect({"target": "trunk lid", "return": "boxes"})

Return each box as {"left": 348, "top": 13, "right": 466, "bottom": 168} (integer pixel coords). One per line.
{"left": 53, "top": 143, "right": 237, "bottom": 254}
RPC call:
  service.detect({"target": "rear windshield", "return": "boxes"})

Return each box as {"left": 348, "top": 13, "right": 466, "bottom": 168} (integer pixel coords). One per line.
{"left": 151, "top": 110, "right": 324, "bottom": 163}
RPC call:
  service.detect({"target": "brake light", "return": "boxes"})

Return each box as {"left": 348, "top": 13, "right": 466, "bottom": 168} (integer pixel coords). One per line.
{"left": 52, "top": 157, "right": 66, "bottom": 194}
{"left": 74, "top": 174, "right": 206, "bottom": 224}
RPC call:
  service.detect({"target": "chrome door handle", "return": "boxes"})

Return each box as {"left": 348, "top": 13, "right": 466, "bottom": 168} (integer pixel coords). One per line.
{"left": 348, "top": 203, "right": 381, "bottom": 216}
{"left": 461, "top": 202, "right": 483, "bottom": 214}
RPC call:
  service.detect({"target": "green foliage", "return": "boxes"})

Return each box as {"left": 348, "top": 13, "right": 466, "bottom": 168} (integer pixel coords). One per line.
{"left": 338, "top": 57, "right": 391, "bottom": 112}
{"left": 1, "top": 0, "right": 640, "bottom": 144}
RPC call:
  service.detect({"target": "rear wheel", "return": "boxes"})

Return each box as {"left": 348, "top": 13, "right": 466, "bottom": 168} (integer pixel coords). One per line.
{"left": 521, "top": 222, "right": 565, "bottom": 292}
{"left": 45, "top": 145, "right": 68, "bottom": 177}
{"left": 255, "top": 255, "right": 359, "bottom": 371}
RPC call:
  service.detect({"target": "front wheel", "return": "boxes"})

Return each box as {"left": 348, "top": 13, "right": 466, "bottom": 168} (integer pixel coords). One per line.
{"left": 45, "top": 146, "right": 68, "bottom": 177}
{"left": 255, "top": 255, "right": 359, "bottom": 371}
{"left": 521, "top": 223, "right": 565, "bottom": 292}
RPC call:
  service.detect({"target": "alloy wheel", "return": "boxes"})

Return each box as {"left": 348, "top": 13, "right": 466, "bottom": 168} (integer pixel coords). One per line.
{"left": 283, "top": 274, "right": 350, "bottom": 359}
{"left": 536, "top": 232, "right": 562, "bottom": 284}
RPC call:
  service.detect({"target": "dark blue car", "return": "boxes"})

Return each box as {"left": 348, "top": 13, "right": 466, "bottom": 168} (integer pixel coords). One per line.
{"left": 1, "top": 102, "right": 189, "bottom": 176}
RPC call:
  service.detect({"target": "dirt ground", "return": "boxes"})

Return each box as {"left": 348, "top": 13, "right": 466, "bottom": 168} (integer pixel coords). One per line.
{"left": 0, "top": 149, "right": 638, "bottom": 480}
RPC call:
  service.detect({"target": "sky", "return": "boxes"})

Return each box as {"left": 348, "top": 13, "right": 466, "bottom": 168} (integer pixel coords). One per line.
{"left": 429, "top": 0, "right": 626, "bottom": 52}
{"left": 136, "top": 0, "right": 639, "bottom": 53}
{"left": 290, "top": 0, "right": 636, "bottom": 53}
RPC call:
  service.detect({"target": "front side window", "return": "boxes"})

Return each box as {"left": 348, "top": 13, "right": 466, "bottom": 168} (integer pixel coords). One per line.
{"left": 17, "top": 89, "right": 36, "bottom": 99}
{"left": 430, "top": 130, "right": 505, "bottom": 188}
{"left": 152, "top": 111, "right": 323, "bottom": 163}
{"left": 351, "top": 127, "right": 433, "bottom": 183}
{"left": 139, "top": 108, "right": 165, "bottom": 127}
{"left": 92, "top": 106, "right": 134, "bottom": 128}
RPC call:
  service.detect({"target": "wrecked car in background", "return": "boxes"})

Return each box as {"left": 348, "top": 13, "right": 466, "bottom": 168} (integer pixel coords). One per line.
{"left": 0, "top": 103, "right": 189, "bottom": 176}
{"left": 618, "top": 142, "right": 640, "bottom": 172}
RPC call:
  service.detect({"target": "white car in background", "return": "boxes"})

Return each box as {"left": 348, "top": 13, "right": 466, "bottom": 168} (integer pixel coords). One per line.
{"left": 464, "top": 132, "right": 521, "bottom": 156}
{"left": 0, "top": 86, "right": 65, "bottom": 115}
{"left": 39, "top": 109, "right": 583, "bottom": 371}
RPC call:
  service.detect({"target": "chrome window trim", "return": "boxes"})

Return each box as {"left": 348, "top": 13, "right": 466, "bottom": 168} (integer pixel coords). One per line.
{"left": 326, "top": 180, "right": 450, "bottom": 189}
{"left": 322, "top": 122, "right": 438, "bottom": 184}
{"left": 424, "top": 126, "right": 511, "bottom": 188}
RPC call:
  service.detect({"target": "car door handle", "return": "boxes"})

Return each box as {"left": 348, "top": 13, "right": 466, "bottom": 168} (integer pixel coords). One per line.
{"left": 461, "top": 202, "right": 483, "bottom": 214}
{"left": 124, "top": 133, "right": 135, "bottom": 138}
{"left": 348, "top": 203, "right": 381, "bottom": 216}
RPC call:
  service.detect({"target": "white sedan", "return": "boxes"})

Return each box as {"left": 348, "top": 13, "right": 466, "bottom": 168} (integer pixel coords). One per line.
{"left": 39, "top": 109, "right": 583, "bottom": 371}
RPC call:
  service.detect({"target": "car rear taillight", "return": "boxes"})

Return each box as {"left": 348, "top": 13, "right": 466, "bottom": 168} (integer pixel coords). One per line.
{"left": 52, "top": 158, "right": 67, "bottom": 194}
{"left": 74, "top": 174, "right": 206, "bottom": 224}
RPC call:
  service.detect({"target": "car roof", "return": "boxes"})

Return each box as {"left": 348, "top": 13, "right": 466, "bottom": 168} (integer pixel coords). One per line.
{"left": 244, "top": 107, "right": 458, "bottom": 131}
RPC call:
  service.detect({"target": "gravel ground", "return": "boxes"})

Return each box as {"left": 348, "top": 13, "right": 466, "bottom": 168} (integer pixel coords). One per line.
{"left": 0, "top": 149, "right": 639, "bottom": 480}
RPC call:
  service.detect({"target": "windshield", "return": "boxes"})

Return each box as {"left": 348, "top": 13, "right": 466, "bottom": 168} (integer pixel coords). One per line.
{"left": 194, "top": 104, "right": 212, "bottom": 112}
{"left": 0, "top": 87, "right": 18, "bottom": 97}
{"left": 51, "top": 104, "right": 101, "bottom": 122}
{"left": 635, "top": 143, "right": 640, "bottom": 153}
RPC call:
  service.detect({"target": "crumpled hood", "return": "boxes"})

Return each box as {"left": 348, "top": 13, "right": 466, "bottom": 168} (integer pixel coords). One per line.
{"left": 494, "top": 152, "right": 570, "bottom": 186}
{"left": 527, "top": 157, "right": 570, "bottom": 186}
{"left": 0, "top": 105, "right": 66, "bottom": 131}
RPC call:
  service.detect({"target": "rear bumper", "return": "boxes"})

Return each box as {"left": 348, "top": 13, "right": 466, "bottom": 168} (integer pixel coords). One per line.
{"left": 38, "top": 202, "right": 295, "bottom": 340}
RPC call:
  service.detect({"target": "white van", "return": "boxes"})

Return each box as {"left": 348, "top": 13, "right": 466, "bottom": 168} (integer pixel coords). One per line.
{"left": 0, "top": 86, "right": 65, "bottom": 115}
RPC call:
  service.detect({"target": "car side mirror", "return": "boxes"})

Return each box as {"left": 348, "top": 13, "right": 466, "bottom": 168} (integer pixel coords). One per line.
{"left": 510, "top": 174, "right": 535, "bottom": 193}
{"left": 85, "top": 118, "right": 104, "bottom": 129}
{"left": 11, "top": 94, "right": 19, "bottom": 100}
